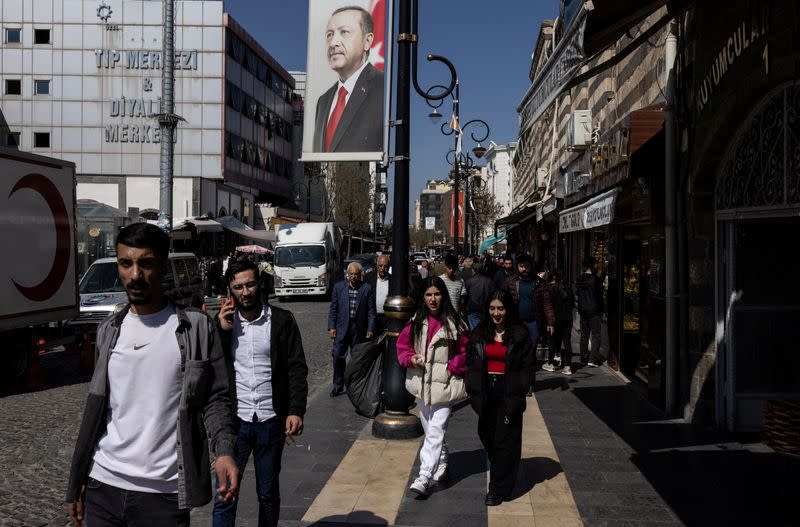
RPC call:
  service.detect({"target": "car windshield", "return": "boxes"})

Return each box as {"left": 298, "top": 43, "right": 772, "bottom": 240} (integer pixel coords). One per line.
{"left": 275, "top": 245, "right": 325, "bottom": 267}
{"left": 79, "top": 262, "right": 124, "bottom": 294}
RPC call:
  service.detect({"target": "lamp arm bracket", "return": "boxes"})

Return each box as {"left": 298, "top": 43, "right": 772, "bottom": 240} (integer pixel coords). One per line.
{"left": 397, "top": 33, "right": 418, "bottom": 42}
{"left": 388, "top": 119, "right": 405, "bottom": 127}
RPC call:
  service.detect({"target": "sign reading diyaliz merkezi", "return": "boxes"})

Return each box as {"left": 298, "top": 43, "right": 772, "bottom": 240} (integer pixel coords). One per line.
{"left": 301, "top": 0, "right": 389, "bottom": 162}
{"left": 95, "top": 49, "right": 199, "bottom": 144}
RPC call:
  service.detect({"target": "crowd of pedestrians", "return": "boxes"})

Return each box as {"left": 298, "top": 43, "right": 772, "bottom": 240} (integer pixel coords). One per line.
{"left": 65, "top": 223, "right": 604, "bottom": 525}
{"left": 326, "top": 247, "right": 606, "bottom": 503}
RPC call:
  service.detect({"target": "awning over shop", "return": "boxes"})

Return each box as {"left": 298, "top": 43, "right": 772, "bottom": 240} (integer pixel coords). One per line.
{"left": 582, "top": 0, "right": 667, "bottom": 57}
{"left": 478, "top": 230, "right": 507, "bottom": 255}
{"left": 186, "top": 218, "right": 223, "bottom": 232}
{"left": 559, "top": 187, "right": 619, "bottom": 233}
{"left": 217, "top": 215, "right": 276, "bottom": 243}
{"left": 495, "top": 203, "right": 538, "bottom": 230}
{"left": 77, "top": 199, "right": 129, "bottom": 219}
{"left": 147, "top": 217, "right": 224, "bottom": 232}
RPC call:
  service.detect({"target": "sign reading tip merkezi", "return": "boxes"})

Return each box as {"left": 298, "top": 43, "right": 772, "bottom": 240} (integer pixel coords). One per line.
{"left": 301, "top": 0, "right": 389, "bottom": 163}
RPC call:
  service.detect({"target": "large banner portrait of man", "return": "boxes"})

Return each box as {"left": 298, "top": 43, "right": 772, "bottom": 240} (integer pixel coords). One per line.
{"left": 302, "top": 0, "right": 387, "bottom": 162}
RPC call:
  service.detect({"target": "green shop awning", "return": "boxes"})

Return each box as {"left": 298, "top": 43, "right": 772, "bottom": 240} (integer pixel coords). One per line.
{"left": 478, "top": 230, "right": 507, "bottom": 255}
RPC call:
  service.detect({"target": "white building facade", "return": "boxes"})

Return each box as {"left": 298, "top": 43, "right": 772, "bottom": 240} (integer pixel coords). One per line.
{"left": 480, "top": 141, "right": 516, "bottom": 239}
{"left": 0, "top": 0, "right": 296, "bottom": 231}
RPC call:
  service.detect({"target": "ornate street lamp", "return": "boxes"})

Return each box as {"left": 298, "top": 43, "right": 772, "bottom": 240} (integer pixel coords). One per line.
{"left": 419, "top": 80, "right": 490, "bottom": 257}
{"left": 373, "top": 0, "right": 489, "bottom": 439}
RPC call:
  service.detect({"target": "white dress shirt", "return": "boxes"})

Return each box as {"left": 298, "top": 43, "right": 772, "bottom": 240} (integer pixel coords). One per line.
{"left": 375, "top": 275, "right": 390, "bottom": 314}
{"left": 232, "top": 306, "right": 275, "bottom": 422}
{"left": 327, "top": 59, "right": 370, "bottom": 122}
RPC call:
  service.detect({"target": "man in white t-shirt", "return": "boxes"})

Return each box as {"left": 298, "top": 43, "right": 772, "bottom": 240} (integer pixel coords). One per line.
{"left": 214, "top": 259, "right": 308, "bottom": 526}
{"left": 439, "top": 254, "right": 466, "bottom": 314}
{"left": 67, "top": 223, "right": 238, "bottom": 526}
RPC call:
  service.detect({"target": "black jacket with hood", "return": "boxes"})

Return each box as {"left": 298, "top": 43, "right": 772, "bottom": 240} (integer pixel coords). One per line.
{"left": 575, "top": 272, "right": 604, "bottom": 316}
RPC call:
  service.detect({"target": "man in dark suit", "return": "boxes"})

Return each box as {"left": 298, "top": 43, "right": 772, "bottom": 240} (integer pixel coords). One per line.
{"left": 327, "top": 261, "right": 376, "bottom": 397}
{"left": 313, "top": 6, "right": 384, "bottom": 153}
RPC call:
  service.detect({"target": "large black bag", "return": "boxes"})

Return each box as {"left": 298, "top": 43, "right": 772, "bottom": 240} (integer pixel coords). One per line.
{"left": 344, "top": 333, "right": 386, "bottom": 419}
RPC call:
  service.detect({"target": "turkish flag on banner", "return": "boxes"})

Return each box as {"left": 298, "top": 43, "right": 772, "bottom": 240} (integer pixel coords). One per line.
{"left": 451, "top": 191, "right": 464, "bottom": 238}
{"left": 369, "top": 0, "right": 385, "bottom": 71}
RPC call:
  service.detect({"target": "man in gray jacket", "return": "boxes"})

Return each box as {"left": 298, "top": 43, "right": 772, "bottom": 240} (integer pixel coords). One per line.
{"left": 66, "top": 223, "right": 238, "bottom": 526}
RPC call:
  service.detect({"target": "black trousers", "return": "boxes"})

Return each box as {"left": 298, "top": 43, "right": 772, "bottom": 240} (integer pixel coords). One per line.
{"left": 550, "top": 320, "right": 574, "bottom": 366}
{"left": 84, "top": 478, "right": 189, "bottom": 526}
{"left": 478, "top": 374, "right": 523, "bottom": 498}
{"left": 579, "top": 313, "right": 602, "bottom": 363}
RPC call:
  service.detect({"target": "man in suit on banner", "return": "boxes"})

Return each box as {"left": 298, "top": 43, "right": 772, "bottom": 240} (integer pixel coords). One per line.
{"left": 313, "top": 6, "right": 384, "bottom": 153}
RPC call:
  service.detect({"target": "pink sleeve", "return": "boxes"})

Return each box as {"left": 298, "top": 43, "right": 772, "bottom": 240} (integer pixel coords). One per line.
{"left": 447, "top": 331, "right": 469, "bottom": 376}
{"left": 396, "top": 320, "right": 416, "bottom": 368}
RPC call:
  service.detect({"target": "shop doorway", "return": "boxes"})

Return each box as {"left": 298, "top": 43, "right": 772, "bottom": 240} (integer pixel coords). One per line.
{"left": 717, "top": 218, "right": 800, "bottom": 431}
{"left": 713, "top": 81, "right": 800, "bottom": 431}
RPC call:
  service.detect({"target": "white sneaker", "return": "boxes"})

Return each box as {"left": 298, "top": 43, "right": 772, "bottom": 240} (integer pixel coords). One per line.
{"left": 587, "top": 361, "right": 599, "bottom": 367}
{"left": 432, "top": 461, "right": 448, "bottom": 482}
{"left": 542, "top": 362, "right": 556, "bottom": 372}
{"left": 562, "top": 366, "right": 573, "bottom": 375}
{"left": 409, "top": 475, "right": 431, "bottom": 497}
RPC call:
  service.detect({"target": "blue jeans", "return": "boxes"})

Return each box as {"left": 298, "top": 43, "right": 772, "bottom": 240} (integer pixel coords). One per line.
{"left": 213, "top": 418, "right": 285, "bottom": 527}
{"left": 467, "top": 313, "right": 482, "bottom": 331}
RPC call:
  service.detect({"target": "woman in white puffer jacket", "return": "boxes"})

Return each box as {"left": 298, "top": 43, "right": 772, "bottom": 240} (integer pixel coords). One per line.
{"left": 397, "top": 276, "right": 469, "bottom": 498}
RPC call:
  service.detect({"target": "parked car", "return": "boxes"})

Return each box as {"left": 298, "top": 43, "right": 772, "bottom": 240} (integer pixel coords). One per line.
{"left": 68, "top": 253, "right": 204, "bottom": 333}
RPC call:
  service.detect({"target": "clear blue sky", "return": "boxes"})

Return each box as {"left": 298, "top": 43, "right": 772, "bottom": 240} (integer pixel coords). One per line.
{"left": 223, "top": 1, "right": 553, "bottom": 218}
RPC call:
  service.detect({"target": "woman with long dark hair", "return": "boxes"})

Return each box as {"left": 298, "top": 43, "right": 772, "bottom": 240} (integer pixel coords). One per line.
{"left": 465, "top": 290, "right": 534, "bottom": 505}
{"left": 397, "top": 276, "right": 469, "bottom": 498}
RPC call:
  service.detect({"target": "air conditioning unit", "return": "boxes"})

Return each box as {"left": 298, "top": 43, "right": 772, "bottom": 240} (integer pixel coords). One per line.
{"left": 568, "top": 110, "right": 592, "bottom": 149}
{"left": 566, "top": 171, "right": 590, "bottom": 194}
{"left": 536, "top": 167, "right": 548, "bottom": 189}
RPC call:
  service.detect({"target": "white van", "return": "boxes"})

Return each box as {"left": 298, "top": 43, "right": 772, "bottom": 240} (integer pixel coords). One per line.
{"left": 69, "top": 253, "right": 203, "bottom": 331}
{"left": 273, "top": 223, "right": 342, "bottom": 299}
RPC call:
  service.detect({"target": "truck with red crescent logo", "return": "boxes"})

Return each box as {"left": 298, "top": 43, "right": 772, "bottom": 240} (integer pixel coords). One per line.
{"left": 0, "top": 147, "right": 78, "bottom": 387}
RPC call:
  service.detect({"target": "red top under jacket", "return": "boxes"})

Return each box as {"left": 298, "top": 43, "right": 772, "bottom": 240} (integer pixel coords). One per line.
{"left": 485, "top": 341, "right": 507, "bottom": 374}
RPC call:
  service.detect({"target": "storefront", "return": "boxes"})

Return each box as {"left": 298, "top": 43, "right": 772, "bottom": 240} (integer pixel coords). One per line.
{"left": 681, "top": 0, "right": 800, "bottom": 431}
{"left": 557, "top": 101, "right": 667, "bottom": 405}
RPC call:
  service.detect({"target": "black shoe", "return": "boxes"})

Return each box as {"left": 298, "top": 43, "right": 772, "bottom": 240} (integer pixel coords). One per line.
{"left": 329, "top": 387, "right": 344, "bottom": 397}
{"left": 485, "top": 492, "right": 503, "bottom": 506}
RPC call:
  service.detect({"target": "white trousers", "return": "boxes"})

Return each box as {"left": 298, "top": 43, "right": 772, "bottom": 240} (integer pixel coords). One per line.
{"left": 416, "top": 398, "right": 451, "bottom": 479}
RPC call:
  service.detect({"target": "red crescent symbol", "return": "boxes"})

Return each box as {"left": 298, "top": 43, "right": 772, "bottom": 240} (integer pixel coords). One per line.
{"left": 9, "top": 173, "right": 71, "bottom": 302}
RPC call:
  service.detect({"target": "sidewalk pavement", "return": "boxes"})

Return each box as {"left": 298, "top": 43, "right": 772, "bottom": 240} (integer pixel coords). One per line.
{"left": 192, "top": 365, "right": 799, "bottom": 527}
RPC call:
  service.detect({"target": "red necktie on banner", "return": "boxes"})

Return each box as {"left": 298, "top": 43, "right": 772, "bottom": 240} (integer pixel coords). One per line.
{"left": 325, "top": 86, "right": 348, "bottom": 152}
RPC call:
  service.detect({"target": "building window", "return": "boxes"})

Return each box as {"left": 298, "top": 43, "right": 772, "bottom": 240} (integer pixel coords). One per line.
{"left": 34, "top": 80, "right": 50, "bottom": 95}
{"left": 33, "top": 132, "right": 50, "bottom": 148}
{"left": 5, "top": 28, "right": 21, "bottom": 43}
{"left": 6, "top": 132, "right": 20, "bottom": 147}
{"left": 5, "top": 79, "right": 21, "bottom": 95}
{"left": 33, "top": 29, "right": 50, "bottom": 44}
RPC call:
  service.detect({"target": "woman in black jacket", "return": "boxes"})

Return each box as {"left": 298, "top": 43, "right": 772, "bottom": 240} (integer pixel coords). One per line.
{"left": 465, "top": 290, "right": 535, "bottom": 506}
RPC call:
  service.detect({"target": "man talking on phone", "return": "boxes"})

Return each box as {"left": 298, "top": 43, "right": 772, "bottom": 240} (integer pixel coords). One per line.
{"left": 214, "top": 258, "right": 308, "bottom": 527}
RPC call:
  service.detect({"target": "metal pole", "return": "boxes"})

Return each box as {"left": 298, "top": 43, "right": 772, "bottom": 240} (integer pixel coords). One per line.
{"left": 452, "top": 82, "right": 460, "bottom": 257}
{"left": 158, "top": 0, "right": 176, "bottom": 238}
{"left": 464, "top": 168, "right": 471, "bottom": 255}
{"left": 373, "top": 0, "right": 421, "bottom": 439}
{"left": 665, "top": 21, "right": 678, "bottom": 416}
{"left": 306, "top": 175, "right": 311, "bottom": 222}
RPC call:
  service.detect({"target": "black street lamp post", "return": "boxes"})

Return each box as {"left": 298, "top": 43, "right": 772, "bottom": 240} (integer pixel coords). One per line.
{"left": 373, "top": 0, "right": 490, "bottom": 439}
{"left": 425, "top": 85, "right": 489, "bottom": 258}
